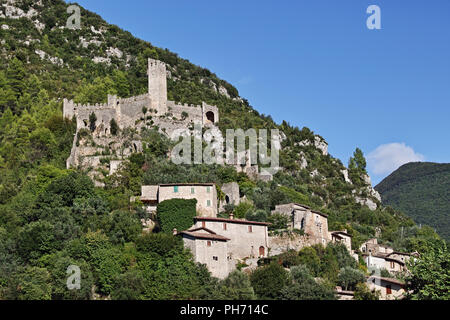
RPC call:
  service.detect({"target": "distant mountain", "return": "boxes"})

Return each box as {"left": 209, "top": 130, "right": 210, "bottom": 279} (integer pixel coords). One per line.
{"left": 375, "top": 162, "right": 450, "bottom": 241}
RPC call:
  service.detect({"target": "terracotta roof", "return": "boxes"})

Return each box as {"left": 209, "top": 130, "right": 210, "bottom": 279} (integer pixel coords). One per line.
{"left": 194, "top": 216, "right": 271, "bottom": 226}
{"left": 384, "top": 256, "right": 405, "bottom": 265}
{"left": 386, "top": 251, "right": 417, "bottom": 257}
{"left": 283, "top": 203, "right": 329, "bottom": 218}
{"left": 368, "top": 276, "right": 405, "bottom": 286}
{"left": 179, "top": 227, "right": 230, "bottom": 241}
{"left": 330, "top": 230, "right": 352, "bottom": 237}
{"left": 159, "top": 183, "right": 215, "bottom": 187}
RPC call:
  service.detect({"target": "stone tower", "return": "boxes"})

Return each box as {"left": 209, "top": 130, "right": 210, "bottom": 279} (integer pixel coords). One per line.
{"left": 148, "top": 58, "right": 167, "bottom": 114}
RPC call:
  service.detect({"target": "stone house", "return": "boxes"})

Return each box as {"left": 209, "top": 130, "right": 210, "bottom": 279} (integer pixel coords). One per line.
{"left": 329, "top": 230, "right": 352, "bottom": 252}
{"left": 179, "top": 226, "right": 230, "bottom": 279}
{"left": 179, "top": 215, "right": 270, "bottom": 278}
{"left": 139, "top": 183, "right": 218, "bottom": 217}
{"left": 272, "top": 203, "right": 329, "bottom": 246}
{"left": 366, "top": 276, "right": 405, "bottom": 300}
{"left": 359, "top": 238, "right": 394, "bottom": 256}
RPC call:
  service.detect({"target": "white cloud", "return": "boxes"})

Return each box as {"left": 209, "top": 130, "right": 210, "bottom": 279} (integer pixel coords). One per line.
{"left": 367, "top": 143, "right": 425, "bottom": 175}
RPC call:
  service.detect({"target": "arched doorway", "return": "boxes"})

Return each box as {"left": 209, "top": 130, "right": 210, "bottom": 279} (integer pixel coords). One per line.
{"left": 225, "top": 195, "right": 230, "bottom": 204}
{"left": 259, "top": 246, "right": 265, "bottom": 257}
{"left": 205, "top": 111, "right": 215, "bottom": 123}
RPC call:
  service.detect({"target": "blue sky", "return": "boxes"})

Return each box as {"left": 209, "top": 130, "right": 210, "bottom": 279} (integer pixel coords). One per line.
{"left": 74, "top": 0, "right": 450, "bottom": 185}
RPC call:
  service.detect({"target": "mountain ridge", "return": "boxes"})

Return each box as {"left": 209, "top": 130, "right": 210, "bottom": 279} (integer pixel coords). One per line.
{"left": 375, "top": 162, "right": 450, "bottom": 241}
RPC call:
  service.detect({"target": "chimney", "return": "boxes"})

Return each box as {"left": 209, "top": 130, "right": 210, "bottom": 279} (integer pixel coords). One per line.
{"left": 229, "top": 213, "right": 234, "bottom": 220}
{"left": 343, "top": 229, "right": 347, "bottom": 233}
{"left": 172, "top": 228, "right": 177, "bottom": 235}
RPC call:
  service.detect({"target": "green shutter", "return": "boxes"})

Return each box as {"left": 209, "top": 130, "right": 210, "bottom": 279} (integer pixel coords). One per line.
{"left": 174, "top": 186, "right": 178, "bottom": 193}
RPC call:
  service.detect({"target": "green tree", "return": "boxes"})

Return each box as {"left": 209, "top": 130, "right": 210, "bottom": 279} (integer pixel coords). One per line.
{"left": 354, "top": 283, "right": 380, "bottom": 300}
{"left": 217, "top": 270, "right": 256, "bottom": 300}
{"left": 250, "top": 262, "right": 290, "bottom": 299}
{"left": 89, "top": 112, "right": 97, "bottom": 132}
{"left": 337, "top": 266, "right": 365, "bottom": 291}
{"left": 11, "top": 266, "right": 52, "bottom": 300}
{"left": 280, "top": 265, "right": 336, "bottom": 300}
{"left": 405, "top": 241, "right": 450, "bottom": 300}
{"left": 110, "top": 118, "right": 119, "bottom": 135}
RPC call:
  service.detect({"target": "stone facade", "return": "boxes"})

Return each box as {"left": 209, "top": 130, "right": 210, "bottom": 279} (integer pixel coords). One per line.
{"left": 218, "top": 182, "right": 240, "bottom": 212}
{"left": 329, "top": 230, "right": 352, "bottom": 252}
{"left": 272, "top": 203, "right": 329, "bottom": 246}
{"left": 139, "top": 183, "right": 218, "bottom": 217}
{"left": 359, "top": 238, "right": 394, "bottom": 256}
{"left": 180, "top": 227, "right": 230, "bottom": 279}
{"left": 268, "top": 233, "right": 310, "bottom": 256}
{"left": 180, "top": 216, "right": 270, "bottom": 279}
{"left": 360, "top": 239, "right": 417, "bottom": 275}
{"left": 366, "top": 276, "right": 405, "bottom": 300}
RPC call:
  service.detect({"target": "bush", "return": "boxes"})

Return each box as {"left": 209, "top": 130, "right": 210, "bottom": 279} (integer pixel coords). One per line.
{"left": 280, "top": 265, "right": 336, "bottom": 300}
{"left": 267, "top": 213, "right": 289, "bottom": 231}
{"left": 337, "top": 266, "right": 365, "bottom": 291}
{"left": 250, "top": 262, "right": 290, "bottom": 299}
{"left": 156, "top": 198, "right": 197, "bottom": 233}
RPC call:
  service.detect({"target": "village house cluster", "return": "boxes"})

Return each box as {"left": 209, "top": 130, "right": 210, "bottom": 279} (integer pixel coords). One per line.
{"left": 137, "top": 183, "right": 358, "bottom": 279}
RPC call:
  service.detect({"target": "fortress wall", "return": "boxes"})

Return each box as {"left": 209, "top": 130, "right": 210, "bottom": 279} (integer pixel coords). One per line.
{"left": 202, "top": 102, "right": 219, "bottom": 124}
{"left": 74, "top": 105, "right": 117, "bottom": 133}
{"left": 169, "top": 102, "right": 203, "bottom": 122}
{"left": 118, "top": 94, "right": 151, "bottom": 128}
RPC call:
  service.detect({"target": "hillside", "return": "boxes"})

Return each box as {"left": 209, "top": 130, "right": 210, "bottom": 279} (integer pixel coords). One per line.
{"left": 0, "top": 0, "right": 446, "bottom": 300}
{"left": 376, "top": 162, "right": 450, "bottom": 241}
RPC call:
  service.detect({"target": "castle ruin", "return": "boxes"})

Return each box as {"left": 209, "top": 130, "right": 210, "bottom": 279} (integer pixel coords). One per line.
{"left": 63, "top": 58, "right": 219, "bottom": 170}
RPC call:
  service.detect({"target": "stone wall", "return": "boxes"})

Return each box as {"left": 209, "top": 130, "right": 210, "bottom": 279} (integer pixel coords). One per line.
{"left": 183, "top": 236, "right": 229, "bottom": 279}
{"left": 268, "top": 233, "right": 310, "bottom": 256}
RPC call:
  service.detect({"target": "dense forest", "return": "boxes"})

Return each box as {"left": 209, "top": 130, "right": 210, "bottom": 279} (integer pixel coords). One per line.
{"left": 376, "top": 162, "right": 450, "bottom": 241}
{"left": 0, "top": 0, "right": 448, "bottom": 300}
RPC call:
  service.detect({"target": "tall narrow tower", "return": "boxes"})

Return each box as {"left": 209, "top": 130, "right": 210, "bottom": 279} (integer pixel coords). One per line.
{"left": 148, "top": 58, "right": 167, "bottom": 114}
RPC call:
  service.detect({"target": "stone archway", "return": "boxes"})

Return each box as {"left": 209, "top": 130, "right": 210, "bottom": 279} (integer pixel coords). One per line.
{"left": 205, "top": 111, "right": 215, "bottom": 123}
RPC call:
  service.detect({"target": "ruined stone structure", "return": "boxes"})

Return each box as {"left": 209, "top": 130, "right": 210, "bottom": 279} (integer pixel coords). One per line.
{"left": 139, "top": 183, "right": 218, "bottom": 217}
{"left": 180, "top": 216, "right": 270, "bottom": 279}
{"left": 272, "top": 203, "right": 330, "bottom": 246}
{"left": 63, "top": 58, "right": 219, "bottom": 169}
{"left": 218, "top": 182, "right": 240, "bottom": 212}
{"left": 329, "top": 230, "right": 352, "bottom": 252}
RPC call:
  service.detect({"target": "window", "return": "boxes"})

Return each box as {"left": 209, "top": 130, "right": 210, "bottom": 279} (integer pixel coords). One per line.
{"left": 248, "top": 226, "right": 253, "bottom": 233}
{"left": 191, "top": 187, "right": 195, "bottom": 194}
{"left": 207, "top": 200, "right": 211, "bottom": 207}
{"left": 390, "top": 261, "right": 395, "bottom": 269}
{"left": 207, "top": 241, "right": 211, "bottom": 247}
{"left": 206, "top": 186, "right": 211, "bottom": 193}
{"left": 223, "top": 223, "right": 227, "bottom": 230}
{"left": 202, "top": 221, "right": 206, "bottom": 228}
{"left": 173, "top": 186, "right": 178, "bottom": 193}
{"left": 213, "top": 256, "right": 218, "bottom": 261}
{"left": 386, "top": 285, "right": 392, "bottom": 295}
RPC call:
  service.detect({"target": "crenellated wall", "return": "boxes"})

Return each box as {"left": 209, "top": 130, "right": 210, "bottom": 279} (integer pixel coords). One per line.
{"left": 63, "top": 58, "right": 220, "bottom": 170}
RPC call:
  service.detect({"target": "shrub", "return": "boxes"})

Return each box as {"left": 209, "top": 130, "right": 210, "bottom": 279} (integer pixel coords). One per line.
{"left": 156, "top": 198, "right": 197, "bottom": 233}
{"left": 250, "top": 262, "right": 290, "bottom": 299}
